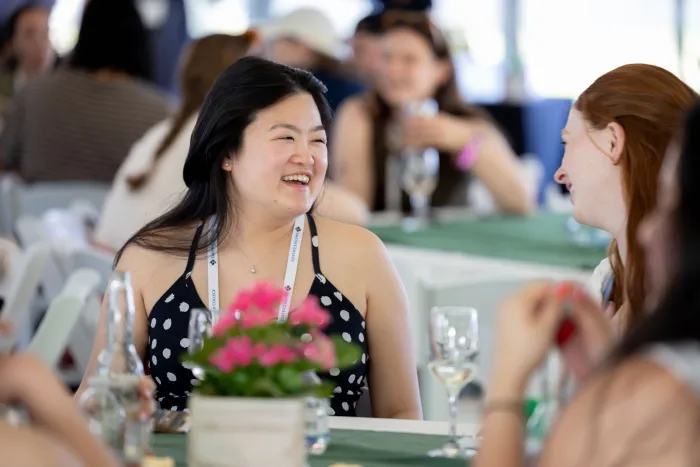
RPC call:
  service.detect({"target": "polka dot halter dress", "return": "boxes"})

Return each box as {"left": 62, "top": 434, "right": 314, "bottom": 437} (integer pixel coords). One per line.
{"left": 146, "top": 214, "right": 368, "bottom": 416}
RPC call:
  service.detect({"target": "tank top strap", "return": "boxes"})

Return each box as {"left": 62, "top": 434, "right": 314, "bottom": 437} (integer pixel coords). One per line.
{"left": 185, "top": 221, "right": 206, "bottom": 275}
{"left": 305, "top": 213, "right": 321, "bottom": 273}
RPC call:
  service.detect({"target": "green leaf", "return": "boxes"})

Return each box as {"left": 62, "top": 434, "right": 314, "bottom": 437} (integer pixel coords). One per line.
{"left": 276, "top": 367, "right": 303, "bottom": 393}
{"left": 330, "top": 336, "right": 363, "bottom": 369}
{"left": 249, "top": 378, "right": 285, "bottom": 397}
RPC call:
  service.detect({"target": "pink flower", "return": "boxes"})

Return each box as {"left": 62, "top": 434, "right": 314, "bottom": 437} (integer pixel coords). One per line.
{"left": 212, "top": 313, "right": 237, "bottom": 337}
{"left": 208, "top": 336, "right": 254, "bottom": 372}
{"left": 250, "top": 282, "right": 284, "bottom": 310}
{"left": 258, "top": 345, "right": 298, "bottom": 367}
{"left": 228, "top": 289, "right": 254, "bottom": 315}
{"left": 239, "top": 309, "right": 276, "bottom": 329}
{"left": 289, "top": 296, "right": 331, "bottom": 329}
{"left": 301, "top": 332, "right": 336, "bottom": 371}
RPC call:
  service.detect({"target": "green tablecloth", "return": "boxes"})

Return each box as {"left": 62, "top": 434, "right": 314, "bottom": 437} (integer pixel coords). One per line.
{"left": 370, "top": 212, "right": 606, "bottom": 270}
{"left": 152, "top": 430, "right": 468, "bottom": 466}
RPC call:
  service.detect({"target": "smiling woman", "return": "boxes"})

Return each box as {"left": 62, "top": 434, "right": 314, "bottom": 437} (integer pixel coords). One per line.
{"left": 554, "top": 64, "right": 698, "bottom": 330}
{"left": 75, "top": 56, "right": 422, "bottom": 421}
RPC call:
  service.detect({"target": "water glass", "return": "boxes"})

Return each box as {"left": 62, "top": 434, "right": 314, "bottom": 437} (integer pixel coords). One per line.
{"left": 427, "top": 306, "right": 479, "bottom": 458}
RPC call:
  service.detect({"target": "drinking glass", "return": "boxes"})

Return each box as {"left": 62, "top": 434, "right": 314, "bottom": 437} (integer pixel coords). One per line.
{"left": 399, "top": 99, "right": 440, "bottom": 232}
{"left": 427, "top": 306, "right": 479, "bottom": 458}
{"left": 153, "top": 308, "right": 220, "bottom": 434}
{"left": 399, "top": 147, "right": 440, "bottom": 231}
{"left": 185, "top": 308, "right": 221, "bottom": 379}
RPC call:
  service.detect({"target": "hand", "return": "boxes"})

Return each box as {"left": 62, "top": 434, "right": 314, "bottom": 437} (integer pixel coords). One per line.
{"left": 490, "top": 282, "right": 569, "bottom": 393}
{"left": 401, "top": 113, "right": 475, "bottom": 153}
{"left": 0, "top": 319, "right": 13, "bottom": 337}
{"left": 558, "top": 289, "right": 615, "bottom": 381}
{"left": 138, "top": 376, "right": 156, "bottom": 421}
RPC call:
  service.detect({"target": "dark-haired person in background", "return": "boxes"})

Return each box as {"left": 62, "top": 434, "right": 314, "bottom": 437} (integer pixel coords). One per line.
{"left": 349, "top": 12, "right": 383, "bottom": 85}
{"left": 333, "top": 11, "right": 531, "bottom": 213}
{"left": 76, "top": 56, "right": 422, "bottom": 420}
{"left": 0, "top": 0, "right": 172, "bottom": 182}
{"left": 256, "top": 8, "right": 364, "bottom": 114}
{"left": 0, "top": 3, "right": 55, "bottom": 103}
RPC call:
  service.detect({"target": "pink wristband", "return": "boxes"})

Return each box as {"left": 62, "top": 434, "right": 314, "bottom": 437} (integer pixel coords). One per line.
{"left": 455, "top": 136, "right": 483, "bottom": 171}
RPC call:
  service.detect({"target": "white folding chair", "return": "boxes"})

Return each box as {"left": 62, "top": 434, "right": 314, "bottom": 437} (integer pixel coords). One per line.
{"left": 68, "top": 248, "right": 115, "bottom": 295}
{"left": 0, "top": 242, "right": 53, "bottom": 351}
{"left": 13, "top": 180, "right": 109, "bottom": 218}
{"left": 27, "top": 268, "right": 101, "bottom": 369}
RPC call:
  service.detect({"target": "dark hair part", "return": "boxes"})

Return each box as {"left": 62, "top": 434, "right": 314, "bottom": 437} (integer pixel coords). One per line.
{"left": 354, "top": 12, "right": 383, "bottom": 35}
{"left": 612, "top": 102, "right": 700, "bottom": 361}
{"left": 1, "top": 3, "right": 48, "bottom": 71}
{"left": 127, "top": 33, "right": 255, "bottom": 190}
{"left": 69, "top": 0, "right": 152, "bottom": 81}
{"left": 115, "top": 56, "right": 332, "bottom": 264}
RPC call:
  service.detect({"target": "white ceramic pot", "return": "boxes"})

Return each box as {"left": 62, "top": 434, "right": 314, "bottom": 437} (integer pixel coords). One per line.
{"left": 188, "top": 395, "right": 306, "bottom": 467}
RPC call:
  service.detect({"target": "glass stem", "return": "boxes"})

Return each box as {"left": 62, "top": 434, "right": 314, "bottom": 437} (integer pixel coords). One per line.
{"left": 447, "top": 393, "right": 459, "bottom": 444}
{"left": 410, "top": 194, "right": 430, "bottom": 225}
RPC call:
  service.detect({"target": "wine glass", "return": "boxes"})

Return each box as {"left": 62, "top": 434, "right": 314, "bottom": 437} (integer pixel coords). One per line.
{"left": 427, "top": 306, "right": 479, "bottom": 458}
{"left": 399, "top": 99, "right": 440, "bottom": 232}
{"left": 399, "top": 147, "right": 440, "bottom": 231}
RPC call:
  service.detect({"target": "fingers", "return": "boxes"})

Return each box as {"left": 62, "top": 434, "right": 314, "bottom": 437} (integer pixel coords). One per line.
{"left": 0, "top": 320, "right": 14, "bottom": 337}
{"left": 569, "top": 287, "right": 614, "bottom": 344}
{"left": 139, "top": 377, "right": 155, "bottom": 421}
{"left": 538, "top": 283, "right": 569, "bottom": 333}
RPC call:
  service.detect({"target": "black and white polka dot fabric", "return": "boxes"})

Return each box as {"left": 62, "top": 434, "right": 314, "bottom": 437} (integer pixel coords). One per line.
{"left": 147, "top": 214, "right": 369, "bottom": 416}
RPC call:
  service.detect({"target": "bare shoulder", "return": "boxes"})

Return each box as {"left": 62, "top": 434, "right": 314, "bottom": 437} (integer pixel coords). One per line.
{"left": 115, "top": 229, "right": 196, "bottom": 295}
{"left": 0, "top": 423, "right": 83, "bottom": 467}
{"left": 312, "top": 216, "right": 385, "bottom": 259}
{"left": 543, "top": 355, "right": 700, "bottom": 466}
{"left": 335, "top": 95, "right": 372, "bottom": 123}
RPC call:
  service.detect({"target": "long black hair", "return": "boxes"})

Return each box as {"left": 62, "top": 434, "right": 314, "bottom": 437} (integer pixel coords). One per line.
{"left": 612, "top": 102, "right": 700, "bottom": 361}
{"left": 69, "top": 0, "right": 152, "bottom": 81}
{"left": 115, "top": 56, "right": 331, "bottom": 265}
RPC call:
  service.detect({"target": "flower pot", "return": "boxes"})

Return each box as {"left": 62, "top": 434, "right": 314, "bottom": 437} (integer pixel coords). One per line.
{"left": 188, "top": 395, "right": 306, "bottom": 467}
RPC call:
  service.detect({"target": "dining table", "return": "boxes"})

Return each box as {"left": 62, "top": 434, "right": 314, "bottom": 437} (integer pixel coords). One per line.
{"left": 151, "top": 416, "right": 481, "bottom": 467}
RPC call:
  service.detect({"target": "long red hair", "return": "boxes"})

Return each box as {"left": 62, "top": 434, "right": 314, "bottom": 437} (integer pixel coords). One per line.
{"left": 575, "top": 64, "right": 698, "bottom": 328}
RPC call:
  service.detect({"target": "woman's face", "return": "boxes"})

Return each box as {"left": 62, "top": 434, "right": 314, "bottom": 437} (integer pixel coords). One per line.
{"left": 375, "top": 28, "right": 447, "bottom": 106}
{"left": 554, "top": 109, "right": 626, "bottom": 233}
{"left": 227, "top": 92, "right": 328, "bottom": 218}
{"left": 13, "top": 7, "right": 51, "bottom": 71}
{"left": 638, "top": 143, "right": 680, "bottom": 306}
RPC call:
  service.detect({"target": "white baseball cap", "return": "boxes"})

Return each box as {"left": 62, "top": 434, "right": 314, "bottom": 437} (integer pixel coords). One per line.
{"left": 256, "top": 8, "right": 349, "bottom": 60}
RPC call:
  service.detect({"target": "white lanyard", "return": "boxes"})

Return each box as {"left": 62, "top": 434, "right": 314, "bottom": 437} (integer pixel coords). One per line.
{"left": 206, "top": 214, "right": 306, "bottom": 322}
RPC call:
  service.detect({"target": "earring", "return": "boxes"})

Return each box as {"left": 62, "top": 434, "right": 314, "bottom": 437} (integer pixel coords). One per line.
{"left": 223, "top": 163, "right": 231, "bottom": 169}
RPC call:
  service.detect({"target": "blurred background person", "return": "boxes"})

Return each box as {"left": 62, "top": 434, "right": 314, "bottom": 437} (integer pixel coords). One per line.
{"left": 332, "top": 10, "right": 531, "bottom": 213}
{"left": 349, "top": 12, "right": 383, "bottom": 85}
{"left": 94, "top": 33, "right": 255, "bottom": 251}
{"left": 0, "top": 0, "right": 171, "bottom": 182}
{"left": 0, "top": 3, "right": 55, "bottom": 103}
{"left": 255, "top": 8, "right": 364, "bottom": 113}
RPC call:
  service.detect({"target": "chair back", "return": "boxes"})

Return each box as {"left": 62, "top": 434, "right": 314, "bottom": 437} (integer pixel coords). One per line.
{"left": 27, "top": 268, "right": 101, "bottom": 368}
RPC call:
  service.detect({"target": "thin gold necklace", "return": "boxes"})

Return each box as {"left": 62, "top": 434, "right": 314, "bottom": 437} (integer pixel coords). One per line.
{"left": 234, "top": 227, "right": 294, "bottom": 274}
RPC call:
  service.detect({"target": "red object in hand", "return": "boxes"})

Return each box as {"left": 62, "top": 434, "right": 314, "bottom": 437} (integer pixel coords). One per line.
{"left": 556, "top": 317, "right": 577, "bottom": 347}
